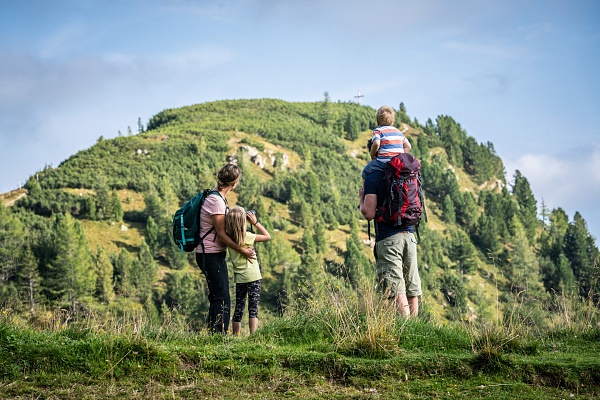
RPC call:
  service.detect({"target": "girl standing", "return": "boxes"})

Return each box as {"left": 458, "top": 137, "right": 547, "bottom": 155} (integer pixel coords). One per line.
{"left": 225, "top": 206, "right": 271, "bottom": 334}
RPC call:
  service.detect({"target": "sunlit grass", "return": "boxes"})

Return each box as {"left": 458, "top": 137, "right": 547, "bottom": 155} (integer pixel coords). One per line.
{"left": 1, "top": 287, "right": 599, "bottom": 398}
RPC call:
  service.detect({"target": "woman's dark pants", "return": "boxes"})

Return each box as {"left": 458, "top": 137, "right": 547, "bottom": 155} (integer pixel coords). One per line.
{"left": 196, "top": 251, "right": 230, "bottom": 334}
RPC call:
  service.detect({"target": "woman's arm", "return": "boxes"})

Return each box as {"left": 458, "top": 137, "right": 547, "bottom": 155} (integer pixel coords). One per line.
{"left": 212, "top": 214, "right": 256, "bottom": 260}
{"left": 247, "top": 212, "right": 271, "bottom": 242}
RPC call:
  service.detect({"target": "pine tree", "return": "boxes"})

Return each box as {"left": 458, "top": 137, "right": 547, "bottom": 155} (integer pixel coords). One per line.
{"left": 0, "top": 203, "right": 25, "bottom": 306}
{"left": 144, "top": 187, "right": 163, "bottom": 225}
{"left": 94, "top": 246, "right": 114, "bottom": 304}
{"left": 512, "top": 170, "right": 538, "bottom": 243}
{"left": 449, "top": 228, "right": 477, "bottom": 274}
{"left": 237, "top": 158, "right": 261, "bottom": 208}
{"left": 344, "top": 113, "right": 360, "bottom": 140}
{"left": 313, "top": 219, "right": 327, "bottom": 254}
{"left": 474, "top": 214, "right": 500, "bottom": 254}
{"left": 164, "top": 219, "right": 188, "bottom": 270}
{"left": 137, "top": 117, "right": 144, "bottom": 133}
{"left": 565, "top": 212, "right": 599, "bottom": 299}
{"left": 43, "top": 214, "right": 95, "bottom": 311}
{"left": 162, "top": 272, "right": 201, "bottom": 324}
{"left": 441, "top": 195, "right": 456, "bottom": 224}
{"left": 304, "top": 171, "right": 321, "bottom": 205}
{"left": 113, "top": 248, "right": 134, "bottom": 297}
{"left": 344, "top": 219, "right": 371, "bottom": 287}
{"left": 158, "top": 177, "right": 180, "bottom": 220}
{"left": 455, "top": 191, "right": 479, "bottom": 229}
{"left": 94, "top": 177, "right": 112, "bottom": 220}
{"left": 134, "top": 240, "right": 158, "bottom": 302}
{"left": 145, "top": 216, "right": 160, "bottom": 257}
{"left": 297, "top": 225, "right": 325, "bottom": 297}
{"left": 538, "top": 208, "right": 571, "bottom": 294}
{"left": 16, "top": 244, "right": 41, "bottom": 313}
{"left": 110, "top": 190, "right": 124, "bottom": 222}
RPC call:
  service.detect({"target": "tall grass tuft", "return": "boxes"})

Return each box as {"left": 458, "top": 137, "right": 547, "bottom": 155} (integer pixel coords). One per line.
{"left": 282, "top": 280, "right": 401, "bottom": 358}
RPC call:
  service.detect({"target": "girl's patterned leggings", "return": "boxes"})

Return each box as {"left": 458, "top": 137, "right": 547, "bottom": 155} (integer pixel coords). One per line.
{"left": 232, "top": 280, "right": 261, "bottom": 322}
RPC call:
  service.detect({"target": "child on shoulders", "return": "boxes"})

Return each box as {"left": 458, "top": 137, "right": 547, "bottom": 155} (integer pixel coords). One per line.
{"left": 362, "top": 105, "right": 411, "bottom": 180}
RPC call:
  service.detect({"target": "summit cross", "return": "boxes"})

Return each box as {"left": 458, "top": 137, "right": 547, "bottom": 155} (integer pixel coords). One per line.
{"left": 354, "top": 90, "right": 364, "bottom": 105}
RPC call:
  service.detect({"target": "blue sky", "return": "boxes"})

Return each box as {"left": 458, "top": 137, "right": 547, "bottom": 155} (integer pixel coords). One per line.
{"left": 1, "top": 0, "right": 599, "bottom": 241}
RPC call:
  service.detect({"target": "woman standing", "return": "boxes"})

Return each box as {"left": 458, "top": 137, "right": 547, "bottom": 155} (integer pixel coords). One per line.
{"left": 196, "top": 164, "right": 254, "bottom": 334}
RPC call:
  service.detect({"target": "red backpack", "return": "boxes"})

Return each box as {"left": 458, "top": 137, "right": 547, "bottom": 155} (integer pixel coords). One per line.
{"left": 376, "top": 153, "right": 427, "bottom": 239}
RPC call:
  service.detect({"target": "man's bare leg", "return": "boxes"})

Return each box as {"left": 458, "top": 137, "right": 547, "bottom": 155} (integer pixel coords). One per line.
{"left": 395, "top": 294, "right": 418, "bottom": 317}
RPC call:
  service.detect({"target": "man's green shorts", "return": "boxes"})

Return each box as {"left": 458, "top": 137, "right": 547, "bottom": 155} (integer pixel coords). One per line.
{"left": 374, "top": 231, "right": 422, "bottom": 298}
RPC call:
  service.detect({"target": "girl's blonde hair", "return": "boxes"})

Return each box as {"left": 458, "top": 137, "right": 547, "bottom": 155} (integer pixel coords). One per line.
{"left": 225, "top": 206, "right": 247, "bottom": 247}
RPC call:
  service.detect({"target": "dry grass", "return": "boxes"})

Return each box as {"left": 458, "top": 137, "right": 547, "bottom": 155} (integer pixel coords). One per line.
{"left": 80, "top": 220, "right": 145, "bottom": 255}
{"left": 0, "top": 188, "right": 27, "bottom": 207}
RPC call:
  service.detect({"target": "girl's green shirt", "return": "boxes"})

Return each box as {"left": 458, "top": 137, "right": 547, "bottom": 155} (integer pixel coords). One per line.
{"left": 227, "top": 232, "right": 262, "bottom": 283}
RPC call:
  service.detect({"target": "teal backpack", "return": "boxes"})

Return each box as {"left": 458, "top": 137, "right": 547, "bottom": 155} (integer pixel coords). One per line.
{"left": 172, "top": 189, "right": 223, "bottom": 252}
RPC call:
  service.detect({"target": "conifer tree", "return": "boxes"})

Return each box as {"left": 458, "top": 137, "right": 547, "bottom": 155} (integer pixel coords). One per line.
{"left": 455, "top": 191, "right": 479, "bottom": 229}
{"left": 398, "top": 102, "right": 410, "bottom": 124}
{"left": 93, "top": 246, "right": 114, "bottom": 304}
{"left": 94, "top": 177, "right": 112, "bottom": 220}
{"left": 565, "top": 212, "right": 599, "bottom": 299}
{"left": 304, "top": 171, "right": 321, "bottom": 205}
{"left": 16, "top": 244, "right": 41, "bottom": 313}
{"left": 439, "top": 270, "right": 467, "bottom": 320}
{"left": 144, "top": 187, "right": 163, "bottom": 225}
{"left": 162, "top": 272, "right": 201, "bottom": 323}
{"left": 44, "top": 214, "right": 95, "bottom": 311}
{"left": 165, "top": 220, "right": 188, "bottom": 270}
{"left": 344, "top": 113, "right": 360, "bottom": 140}
{"left": 441, "top": 195, "right": 456, "bottom": 224}
{"left": 474, "top": 214, "right": 500, "bottom": 254}
{"left": 344, "top": 219, "right": 371, "bottom": 287}
{"left": 158, "top": 177, "right": 180, "bottom": 220}
{"left": 502, "top": 220, "right": 546, "bottom": 297}
{"left": 113, "top": 248, "right": 134, "bottom": 297}
{"left": 538, "top": 207, "right": 571, "bottom": 294}
{"left": 313, "top": 219, "right": 327, "bottom": 254}
{"left": 145, "top": 216, "right": 161, "bottom": 257}
{"left": 512, "top": 170, "right": 538, "bottom": 243}
{"left": 110, "top": 190, "right": 124, "bottom": 222}
{"left": 297, "top": 225, "right": 325, "bottom": 298}
{"left": 449, "top": 228, "right": 477, "bottom": 274}
{"left": 237, "top": 158, "right": 261, "bottom": 208}
{"left": 134, "top": 240, "right": 158, "bottom": 302}
{"left": 0, "top": 203, "right": 25, "bottom": 306}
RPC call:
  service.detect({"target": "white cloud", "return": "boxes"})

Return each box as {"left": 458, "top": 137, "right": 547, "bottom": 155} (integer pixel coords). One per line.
{"left": 506, "top": 145, "right": 600, "bottom": 239}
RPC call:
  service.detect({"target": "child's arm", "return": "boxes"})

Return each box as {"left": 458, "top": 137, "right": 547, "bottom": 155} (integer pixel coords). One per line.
{"left": 247, "top": 212, "right": 271, "bottom": 242}
{"left": 403, "top": 138, "right": 412, "bottom": 153}
{"left": 369, "top": 139, "right": 380, "bottom": 160}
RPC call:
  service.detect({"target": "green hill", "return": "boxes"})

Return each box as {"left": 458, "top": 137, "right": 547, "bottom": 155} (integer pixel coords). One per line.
{"left": 2, "top": 98, "right": 600, "bottom": 398}
{"left": 1, "top": 98, "right": 598, "bottom": 327}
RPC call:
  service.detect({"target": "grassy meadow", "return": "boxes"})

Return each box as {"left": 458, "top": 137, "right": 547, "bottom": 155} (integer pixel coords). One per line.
{"left": 1, "top": 283, "right": 599, "bottom": 399}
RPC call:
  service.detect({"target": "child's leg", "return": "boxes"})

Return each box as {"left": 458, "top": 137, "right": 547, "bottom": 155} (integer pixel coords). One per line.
{"left": 232, "top": 282, "right": 248, "bottom": 335}
{"left": 246, "top": 280, "right": 261, "bottom": 334}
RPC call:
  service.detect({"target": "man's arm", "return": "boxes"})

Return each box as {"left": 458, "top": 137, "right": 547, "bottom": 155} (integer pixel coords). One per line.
{"left": 359, "top": 187, "right": 377, "bottom": 221}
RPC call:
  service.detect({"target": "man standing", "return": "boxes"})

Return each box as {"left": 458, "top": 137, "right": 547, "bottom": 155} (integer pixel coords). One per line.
{"left": 359, "top": 150, "right": 422, "bottom": 317}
